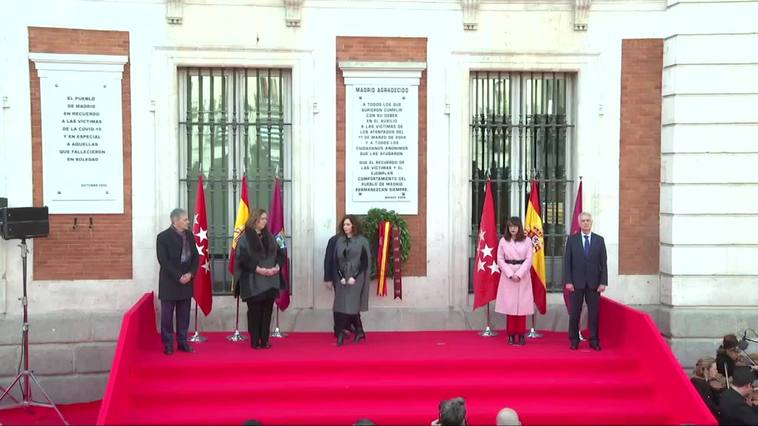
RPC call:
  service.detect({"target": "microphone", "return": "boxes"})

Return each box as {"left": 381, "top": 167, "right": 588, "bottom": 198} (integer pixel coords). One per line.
{"left": 739, "top": 331, "right": 750, "bottom": 351}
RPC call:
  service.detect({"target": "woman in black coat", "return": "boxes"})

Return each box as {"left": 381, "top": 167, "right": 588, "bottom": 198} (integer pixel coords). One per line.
{"left": 690, "top": 356, "right": 724, "bottom": 418}
{"left": 234, "top": 208, "right": 286, "bottom": 349}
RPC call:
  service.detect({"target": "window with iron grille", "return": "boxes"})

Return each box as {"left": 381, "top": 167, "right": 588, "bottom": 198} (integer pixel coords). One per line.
{"left": 469, "top": 71, "right": 575, "bottom": 293}
{"left": 178, "top": 68, "right": 292, "bottom": 295}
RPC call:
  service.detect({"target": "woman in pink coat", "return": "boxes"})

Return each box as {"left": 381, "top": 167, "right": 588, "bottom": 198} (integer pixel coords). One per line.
{"left": 495, "top": 216, "right": 534, "bottom": 345}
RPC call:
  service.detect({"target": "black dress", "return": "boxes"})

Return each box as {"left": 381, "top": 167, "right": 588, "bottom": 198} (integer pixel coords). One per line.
{"left": 690, "top": 377, "right": 720, "bottom": 418}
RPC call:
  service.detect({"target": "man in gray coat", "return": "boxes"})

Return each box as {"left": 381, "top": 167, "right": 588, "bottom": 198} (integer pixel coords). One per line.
{"left": 156, "top": 208, "right": 198, "bottom": 355}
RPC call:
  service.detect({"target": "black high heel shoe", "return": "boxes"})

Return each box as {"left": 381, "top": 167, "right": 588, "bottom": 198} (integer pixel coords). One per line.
{"left": 518, "top": 334, "right": 526, "bottom": 346}
{"left": 507, "top": 335, "right": 515, "bottom": 345}
{"left": 354, "top": 331, "right": 365, "bottom": 343}
{"left": 337, "top": 332, "right": 345, "bottom": 346}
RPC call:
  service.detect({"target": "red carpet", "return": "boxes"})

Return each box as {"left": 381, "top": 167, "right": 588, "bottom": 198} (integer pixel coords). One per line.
{"left": 0, "top": 400, "right": 100, "bottom": 425}
{"left": 94, "top": 292, "right": 715, "bottom": 425}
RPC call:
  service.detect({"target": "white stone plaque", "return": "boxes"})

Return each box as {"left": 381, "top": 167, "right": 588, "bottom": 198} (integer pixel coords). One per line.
{"left": 30, "top": 53, "right": 127, "bottom": 214}
{"left": 342, "top": 62, "right": 424, "bottom": 215}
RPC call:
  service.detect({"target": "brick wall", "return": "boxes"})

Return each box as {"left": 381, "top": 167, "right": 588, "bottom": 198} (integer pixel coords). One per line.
{"left": 619, "top": 39, "right": 663, "bottom": 275}
{"left": 336, "top": 37, "right": 427, "bottom": 276}
{"left": 29, "top": 27, "right": 132, "bottom": 280}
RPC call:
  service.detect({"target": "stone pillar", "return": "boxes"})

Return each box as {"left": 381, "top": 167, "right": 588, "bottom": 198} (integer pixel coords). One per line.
{"left": 660, "top": 22, "right": 758, "bottom": 365}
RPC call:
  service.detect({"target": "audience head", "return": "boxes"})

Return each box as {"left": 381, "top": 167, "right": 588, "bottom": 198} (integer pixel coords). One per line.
{"left": 731, "top": 366, "right": 754, "bottom": 394}
{"left": 242, "top": 420, "right": 262, "bottom": 426}
{"left": 437, "top": 397, "right": 467, "bottom": 426}
{"left": 721, "top": 334, "right": 741, "bottom": 361}
{"left": 693, "top": 357, "right": 717, "bottom": 379}
{"left": 353, "top": 419, "right": 376, "bottom": 426}
{"left": 496, "top": 407, "right": 521, "bottom": 426}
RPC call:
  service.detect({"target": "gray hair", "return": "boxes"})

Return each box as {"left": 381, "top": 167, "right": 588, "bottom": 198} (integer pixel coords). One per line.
{"left": 580, "top": 212, "right": 593, "bottom": 220}
{"left": 170, "top": 208, "right": 187, "bottom": 222}
{"left": 496, "top": 408, "right": 521, "bottom": 426}
{"left": 438, "top": 397, "right": 467, "bottom": 426}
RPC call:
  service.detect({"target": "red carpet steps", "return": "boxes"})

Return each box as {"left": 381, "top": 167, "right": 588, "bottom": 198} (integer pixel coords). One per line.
{"left": 96, "top": 293, "right": 715, "bottom": 425}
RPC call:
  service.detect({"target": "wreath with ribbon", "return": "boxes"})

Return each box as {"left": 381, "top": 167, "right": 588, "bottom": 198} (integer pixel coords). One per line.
{"left": 362, "top": 208, "right": 411, "bottom": 278}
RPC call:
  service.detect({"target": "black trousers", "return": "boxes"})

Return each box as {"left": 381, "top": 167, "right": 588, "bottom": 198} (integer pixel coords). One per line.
{"left": 334, "top": 312, "right": 364, "bottom": 337}
{"left": 246, "top": 298, "right": 275, "bottom": 346}
{"left": 569, "top": 287, "right": 600, "bottom": 344}
{"left": 161, "top": 298, "right": 191, "bottom": 347}
{"left": 333, "top": 311, "right": 361, "bottom": 336}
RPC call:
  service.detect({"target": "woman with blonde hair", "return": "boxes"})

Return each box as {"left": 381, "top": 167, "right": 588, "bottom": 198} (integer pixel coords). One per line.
{"left": 234, "top": 208, "right": 286, "bottom": 349}
{"left": 690, "top": 356, "right": 723, "bottom": 417}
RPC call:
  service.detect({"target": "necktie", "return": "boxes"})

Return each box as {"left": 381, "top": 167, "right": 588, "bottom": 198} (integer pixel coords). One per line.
{"left": 180, "top": 231, "right": 190, "bottom": 263}
{"left": 583, "top": 235, "right": 590, "bottom": 257}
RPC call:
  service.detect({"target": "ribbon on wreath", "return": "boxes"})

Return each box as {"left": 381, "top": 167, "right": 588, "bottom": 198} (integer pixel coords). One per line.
{"left": 392, "top": 224, "right": 402, "bottom": 299}
{"left": 376, "top": 220, "right": 391, "bottom": 296}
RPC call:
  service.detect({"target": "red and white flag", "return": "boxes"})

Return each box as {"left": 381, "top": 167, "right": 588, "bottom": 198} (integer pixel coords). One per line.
{"left": 193, "top": 175, "right": 212, "bottom": 316}
{"left": 473, "top": 179, "right": 501, "bottom": 309}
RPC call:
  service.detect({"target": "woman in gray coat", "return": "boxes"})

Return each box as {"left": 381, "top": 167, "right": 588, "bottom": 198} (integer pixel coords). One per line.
{"left": 234, "top": 208, "right": 285, "bottom": 349}
{"left": 328, "top": 215, "right": 371, "bottom": 346}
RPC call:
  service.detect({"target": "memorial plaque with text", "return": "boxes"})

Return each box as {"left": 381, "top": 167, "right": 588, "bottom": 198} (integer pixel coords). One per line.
{"left": 39, "top": 75, "right": 124, "bottom": 213}
{"left": 346, "top": 84, "right": 418, "bottom": 215}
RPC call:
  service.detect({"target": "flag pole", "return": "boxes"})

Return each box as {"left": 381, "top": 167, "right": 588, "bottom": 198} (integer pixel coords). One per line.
{"left": 226, "top": 296, "right": 246, "bottom": 342}
{"left": 270, "top": 307, "right": 287, "bottom": 338}
{"left": 526, "top": 311, "right": 542, "bottom": 338}
{"left": 479, "top": 303, "right": 498, "bottom": 337}
{"left": 188, "top": 301, "right": 207, "bottom": 342}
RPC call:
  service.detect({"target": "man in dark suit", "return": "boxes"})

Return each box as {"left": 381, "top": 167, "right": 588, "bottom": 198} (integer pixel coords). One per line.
{"left": 156, "top": 208, "right": 199, "bottom": 355}
{"left": 719, "top": 366, "right": 758, "bottom": 425}
{"left": 563, "top": 212, "right": 607, "bottom": 351}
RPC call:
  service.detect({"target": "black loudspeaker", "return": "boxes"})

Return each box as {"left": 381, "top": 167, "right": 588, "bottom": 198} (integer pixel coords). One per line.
{"left": 1, "top": 207, "right": 50, "bottom": 240}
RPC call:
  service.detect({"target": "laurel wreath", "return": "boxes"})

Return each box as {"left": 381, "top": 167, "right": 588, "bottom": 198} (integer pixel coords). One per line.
{"left": 361, "top": 208, "right": 412, "bottom": 278}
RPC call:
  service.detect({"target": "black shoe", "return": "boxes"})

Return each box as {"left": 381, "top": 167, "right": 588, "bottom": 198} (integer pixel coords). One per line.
{"left": 252, "top": 342, "right": 261, "bottom": 349}
{"left": 518, "top": 335, "right": 526, "bottom": 346}
{"left": 337, "top": 332, "right": 345, "bottom": 346}
{"left": 354, "top": 331, "right": 365, "bottom": 343}
{"left": 261, "top": 341, "right": 272, "bottom": 349}
{"left": 177, "top": 342, "right": 194, "bottom": 353}
{"left": 570, "top": 342, "right": 579, "bottom": 350}
{"left": 163, "top": 345, "right": 174, "bottom": 355}
{"left": 590, "top": 342, "right": 602, "bottom": 351}
{"left": 507, "top": 335, "right": 515, "bottom": 345}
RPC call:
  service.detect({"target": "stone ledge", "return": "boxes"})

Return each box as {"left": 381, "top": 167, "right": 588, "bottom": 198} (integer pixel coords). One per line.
{"left": 667, "top": 337, "right": 722, "bottom": 371}
{"left": 0, "top": 373, "right": 109, "bottom": 404}
{"left": 75, "top": 343, "right": 116, "bottom": 374}
{"left": 0, "top": 346, "right": 21, "bottom": 376}
{"left": 0, "top": 311, "right": 123, "bottom": 345}
{"left": 28, "top": 344, "right": 74, "bottom": 376}
{"left": 655, "top": 306, "right": 758, "bottom": 338}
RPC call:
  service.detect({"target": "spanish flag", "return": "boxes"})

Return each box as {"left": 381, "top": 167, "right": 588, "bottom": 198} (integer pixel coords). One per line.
{"left": 376, "top": 220, "right": 391, "bottom": 296}
{"left": 525, "top": 179, "right": 547, "bottom": 314}
{"left": 228, "top": 176, "right": 250, "bottom": 284}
